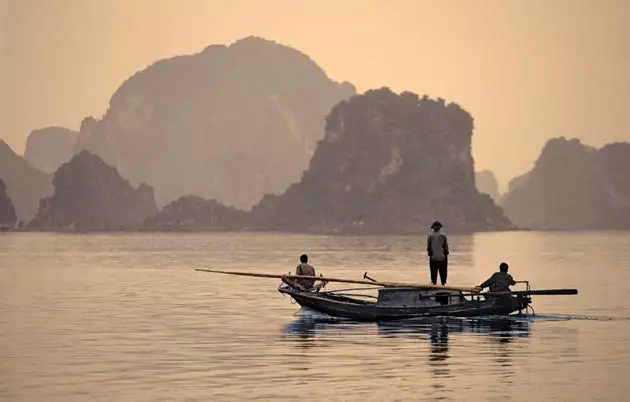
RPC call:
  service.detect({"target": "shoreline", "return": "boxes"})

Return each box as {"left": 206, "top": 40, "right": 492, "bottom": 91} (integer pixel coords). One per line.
{"left": 5, "top": 226, "right": 526, "bottom": 235}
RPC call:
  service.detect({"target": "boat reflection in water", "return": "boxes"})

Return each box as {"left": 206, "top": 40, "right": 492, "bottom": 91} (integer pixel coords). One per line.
{"left": 283, "top": 312, "right": 531, "bottom": 391}
{"left": 376, "top": 316, "right": 530, "bottom": 384}
{"left": 284, "top": 311, "right": 531, "bottom": 343}
{"left": 376, "top": 315, "right": 531, "bottom": 343}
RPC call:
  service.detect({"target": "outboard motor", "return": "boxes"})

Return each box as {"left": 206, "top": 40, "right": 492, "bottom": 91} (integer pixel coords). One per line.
{"left": 516, "top": 280, "right": 533, "bottom": 315}
{"left": 518, "top": 295, "right": 532, "bottom": 314}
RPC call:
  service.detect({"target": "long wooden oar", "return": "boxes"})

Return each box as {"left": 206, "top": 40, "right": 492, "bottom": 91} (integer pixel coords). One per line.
{"left": 489, "top": 289, "right": 578, "bottom": 296}
{"left": 194, "top": 268, "right": 480, "bottom": 292}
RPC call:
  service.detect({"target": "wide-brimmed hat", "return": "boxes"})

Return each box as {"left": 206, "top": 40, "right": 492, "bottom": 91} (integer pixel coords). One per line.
{"left": 430, "top": 221, "right": 443, "bottom": 229}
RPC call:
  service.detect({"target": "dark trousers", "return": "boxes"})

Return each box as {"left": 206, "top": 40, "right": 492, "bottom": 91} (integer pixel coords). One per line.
{"left": 429, "top": 258, "right": 448, "bottom": 285}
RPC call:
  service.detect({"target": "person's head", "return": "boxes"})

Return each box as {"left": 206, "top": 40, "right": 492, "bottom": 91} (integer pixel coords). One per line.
{"left": 300, "top": 254, "right": 308, "bottom": 263}
{"left": 499, "top": 262, "right": 509, "bottom": 272}
{"left": 430, "top": 221, "right": 443, "bottom": 231}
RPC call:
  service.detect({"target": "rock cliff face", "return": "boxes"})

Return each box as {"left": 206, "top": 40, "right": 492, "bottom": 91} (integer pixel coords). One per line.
{"left": 507, "top": 172, "right": 530, "bottom": 194}
{"left": 142, "top": 195, "right": 246, "bottom": 231}
{"left": 0, "top": 178, "right": 17, "bottom": 229}
{"left": 245, "top": 89, "right": 514, "bottom": 234}
{"left": 24, "top": 127, "right": 79, "bottom": 173}
{"left": 502, "top": 138, "right": 630, "bottom": 230}
{"left": 29, "top": 151, "right": 158, "bottom": 230}
{"left": 0, "top": 140, "right": 53, "bottom": 223}
{"left": 475, "top": 170, "right": 501, "bottom": 203}
{"left": 74, "top": 36, "right": 355, "bottom": 209}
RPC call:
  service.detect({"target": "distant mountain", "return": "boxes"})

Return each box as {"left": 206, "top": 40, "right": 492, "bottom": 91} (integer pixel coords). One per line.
{"left": 29, "top": 151, "right": 158, "bottom": 230}
{"left": 74, "top": 36, "right": 355, "bottom": 209}
{"left": 507, "top": 172, "right": 530, "bottom": 194}
{"left": 0, "top": 140, "right": 52, "bottom": 223}
{"left": 144, "top": 89, "right": 514, "bottom": 234}
{"left": 475, "top": 170, "right": 501, "bottom": 203}
{"left": 24, "top": 127, "right": 79, "bottom": 173}
{"left": 502, "top": 137, "right": 630, "bottom": 230}
{"left": 0, "top": 178, "right": 17, "bottom": 229}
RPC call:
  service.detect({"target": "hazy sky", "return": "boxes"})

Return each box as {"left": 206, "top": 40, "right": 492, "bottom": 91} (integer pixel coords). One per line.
{"left": 1, "top": 0, "right": 629, "bottom": 189}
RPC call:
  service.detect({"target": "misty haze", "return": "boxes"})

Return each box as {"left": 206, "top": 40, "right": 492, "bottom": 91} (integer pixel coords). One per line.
{"left": 1, "top": 1, "right": 630, "bottom": 401}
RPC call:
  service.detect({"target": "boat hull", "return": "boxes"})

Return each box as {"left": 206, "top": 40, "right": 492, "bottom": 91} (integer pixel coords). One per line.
{"left": 279, "top": 288, "right": 525, "bottom": 321}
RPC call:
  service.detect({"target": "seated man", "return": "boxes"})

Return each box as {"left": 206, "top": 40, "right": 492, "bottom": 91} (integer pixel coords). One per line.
{"left": 295, "top": 254, "right": 316, "bottom": 291}
{"left": 478, "top": 262, "right": 516, "bottom": 293}
{"left": 281, "top": 254, "right": 328, "bottom": 292}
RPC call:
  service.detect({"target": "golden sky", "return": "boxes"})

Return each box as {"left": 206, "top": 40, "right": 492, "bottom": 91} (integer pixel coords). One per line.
{"left": 2, "top": 0, "right": 629, "bottom": 188}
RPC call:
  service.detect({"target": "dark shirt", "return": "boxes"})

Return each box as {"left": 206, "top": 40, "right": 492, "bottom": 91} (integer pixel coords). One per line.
{"left": 296, "top": 263, "right": 316, "bottom": 290}
{"left": 480, "top": 272, "right": 516, "bottom": 292}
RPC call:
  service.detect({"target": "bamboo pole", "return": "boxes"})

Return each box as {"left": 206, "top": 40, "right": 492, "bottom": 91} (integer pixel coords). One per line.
{"left": 194, "top": 268, "right": 480, "bottom": 292}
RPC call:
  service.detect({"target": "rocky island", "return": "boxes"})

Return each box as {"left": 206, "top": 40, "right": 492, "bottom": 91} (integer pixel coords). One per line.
{"left": 29, "top": 151, "right": 158, "bottom": 230}
{"left": 246, "top": 89, "right": 514, "bottom": 234}
{"left": 0, "top": 140, "right": 53, "bottom": 224}
{"left": 142, "top": 195, "right": 246, "bottom": 231}
{"left": 10, "top": 38, "right": 518, "bottom": 235}
{"left": 143, "top": 89, "right": 515, "bottom": 234}
{"left": 502, "top": 137, "right": 630, "bottom": 230}
{"left": 0, "top": 178, "right": 17, "bottom": 230}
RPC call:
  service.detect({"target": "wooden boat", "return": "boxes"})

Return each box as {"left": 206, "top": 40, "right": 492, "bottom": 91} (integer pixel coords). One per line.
{"left": 196, "top": 269, "right": 578, "bottom": 322}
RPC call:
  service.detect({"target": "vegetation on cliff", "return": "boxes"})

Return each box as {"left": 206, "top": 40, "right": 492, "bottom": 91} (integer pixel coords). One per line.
{"left": 29, "top": 151, "right": 158, "bottom": 230}
{"left": 502, "top": 138, "right": 630, "bottom": 230}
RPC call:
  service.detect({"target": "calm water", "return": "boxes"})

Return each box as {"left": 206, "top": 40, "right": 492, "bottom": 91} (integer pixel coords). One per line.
{"left": 1, "top": 231, "right": 630, "bottom": 401}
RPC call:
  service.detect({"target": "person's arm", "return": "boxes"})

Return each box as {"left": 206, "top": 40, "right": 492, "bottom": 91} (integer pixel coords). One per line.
{"left": 296, "top": 264, "right": 303, "bottom": 276}
{"left": 427, "top": 236, "right": 432, "bottom": 257}
{"left": 479, "top": 273, "right": 495, "bottom": 289}
{"left": 509, "top": 274, "right": 516, "bottom": 286}
{"left": 443, "top": 235, "right": 449, "bottom": 256}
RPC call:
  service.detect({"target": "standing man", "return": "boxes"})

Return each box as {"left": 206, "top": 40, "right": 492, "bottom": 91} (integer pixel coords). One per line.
{"left": 427, "top": 221, "right": 449, "bottom": 285}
